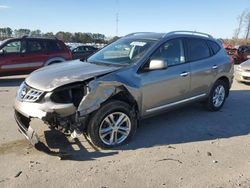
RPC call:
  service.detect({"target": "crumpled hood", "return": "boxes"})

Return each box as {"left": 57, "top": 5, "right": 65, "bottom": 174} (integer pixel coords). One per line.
{"left": 25, "top": 60, "right": 120, "bottom": 91}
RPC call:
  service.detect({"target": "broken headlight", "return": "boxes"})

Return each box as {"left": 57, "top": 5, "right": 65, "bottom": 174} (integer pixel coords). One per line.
{"left": 50, "top": 83, "right": 86, "bottom": 107}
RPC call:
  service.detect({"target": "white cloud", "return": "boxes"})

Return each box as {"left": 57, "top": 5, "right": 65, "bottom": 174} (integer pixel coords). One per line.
{"left": 0, "top": 5, "right": 10, "bottom": 9}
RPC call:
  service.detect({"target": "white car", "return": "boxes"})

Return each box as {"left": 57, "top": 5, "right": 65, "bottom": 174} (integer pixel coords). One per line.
{"left": 235, "top": 58, "right": 250, "bottom": 83}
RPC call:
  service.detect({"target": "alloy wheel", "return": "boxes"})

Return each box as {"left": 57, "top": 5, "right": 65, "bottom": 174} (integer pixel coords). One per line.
{"left": 212, "top": 85, "right": 225, "bottom": 108}
{"left": 99, "top": 112, "right": 131, "bottom": 146}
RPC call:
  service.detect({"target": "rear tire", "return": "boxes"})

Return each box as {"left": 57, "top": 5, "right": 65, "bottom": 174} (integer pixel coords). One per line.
{"left": 87, "top": 100, "right": 137, "bottom": 149}
{"left": 206, "top": 80, "right": 228, "bottom": 111}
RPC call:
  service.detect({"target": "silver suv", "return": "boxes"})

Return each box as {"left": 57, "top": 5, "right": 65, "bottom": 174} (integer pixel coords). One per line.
{"left": 14, "top": 31, "right": 234, "bottom": 150}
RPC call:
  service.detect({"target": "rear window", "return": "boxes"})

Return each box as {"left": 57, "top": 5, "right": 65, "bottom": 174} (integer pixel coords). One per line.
{"left": 44, "top": 40, "right": 63, "bottom": 52}
{"left": 207, "top": 40, "right": 221, "bottom": 54}
{"left": 27, "top": 40, "right": 43, "bottom": 53}
{"left": 186, "top": 38, "right": 210, "bottom": 62}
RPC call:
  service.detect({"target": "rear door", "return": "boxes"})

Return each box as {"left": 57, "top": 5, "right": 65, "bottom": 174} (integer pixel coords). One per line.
{"left": 21, "top": 39, "right": 47, "bottom": 70}
{"left": 185, "top": 38, "right": 217, "bottom": 97}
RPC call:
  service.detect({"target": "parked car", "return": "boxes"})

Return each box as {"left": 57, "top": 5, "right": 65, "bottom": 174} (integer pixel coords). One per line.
{"left": 0, "top": 36, "right": 72, "bottom": 76}
{"left": 224, "top": 43, "right": 238, "bottom": 63}
{"left": 235, "top": 45, "right": 250, "bottom": 64}
{"left": 14, "top": 31, "right": 233, "bottom": 151}
{"left": 71, "top": 45, "right": 98, "bottom": 60}
{"left": 235, "top": 58, "right": 250, "bottom": 83}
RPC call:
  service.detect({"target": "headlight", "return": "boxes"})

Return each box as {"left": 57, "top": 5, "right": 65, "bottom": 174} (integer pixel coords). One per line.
{"left": 50, "top": 83, "right": 86, "bottom": 107}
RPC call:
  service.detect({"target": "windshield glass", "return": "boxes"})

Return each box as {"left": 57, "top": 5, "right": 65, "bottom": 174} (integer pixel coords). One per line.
{"left": 88, "top": 38, "right": 156, "bottom": 65}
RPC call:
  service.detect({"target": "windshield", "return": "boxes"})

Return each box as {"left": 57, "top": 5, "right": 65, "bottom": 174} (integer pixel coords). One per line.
{"left": 87, "top": 38, "right": 156, "bottom": 65}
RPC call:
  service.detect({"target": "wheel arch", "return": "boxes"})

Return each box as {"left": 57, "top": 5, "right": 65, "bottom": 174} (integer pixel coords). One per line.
{"left": 215, "top": 76, "right": 230, "bottom": 97}
{"left": 44, "top": 57, "right": 66, "bottom": 66}
{"left": 107, "top": 88, "right": 140, "bottom": 118}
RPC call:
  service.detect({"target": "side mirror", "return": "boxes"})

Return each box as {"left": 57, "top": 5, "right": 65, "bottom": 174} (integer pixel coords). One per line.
{"left": 148, "top": 60, "right": 167, "bottom": 70}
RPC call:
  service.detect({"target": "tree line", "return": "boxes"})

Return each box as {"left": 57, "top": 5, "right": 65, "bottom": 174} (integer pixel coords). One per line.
{"left": 234, "top": 9, "right": 250, "bottom": 40}
{"left": 224, "top": 9, "right": 250, "bottom": 46}
{"left": 0, "top": 27, "right": 118, "bottom": 43}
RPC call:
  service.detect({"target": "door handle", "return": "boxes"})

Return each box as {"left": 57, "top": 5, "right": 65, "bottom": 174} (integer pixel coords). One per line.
{"left": 212, "top": 65, "right": 218, "bottom": 69}
{"left": 180, "top": 72, "right": 190, "bottom": 77}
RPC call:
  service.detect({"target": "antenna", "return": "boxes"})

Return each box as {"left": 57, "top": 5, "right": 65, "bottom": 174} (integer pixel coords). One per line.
{"left": 115, "top": 0, "right": 119, "bottom": 36}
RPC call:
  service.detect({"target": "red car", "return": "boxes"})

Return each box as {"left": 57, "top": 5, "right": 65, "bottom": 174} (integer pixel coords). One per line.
{"left": 0, "top": 36, "right": 72, "bottom": 76}
{"left": 236, "top": 45, "right": 250, "bottom": 64}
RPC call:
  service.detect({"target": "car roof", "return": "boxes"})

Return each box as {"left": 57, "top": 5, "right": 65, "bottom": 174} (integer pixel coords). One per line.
{"left": 125, "top": 31, "right": 215, "bottom": 41}
{"left": 4, "top": 37, "right": 58, "bottom": 41}
{"left": 125, "top": 32, "right": 165, "bottom": 40}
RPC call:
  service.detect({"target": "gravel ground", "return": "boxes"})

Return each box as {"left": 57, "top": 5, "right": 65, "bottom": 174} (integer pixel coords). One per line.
{"left": 0, "top": 73, "right": 249, "bottom": 188}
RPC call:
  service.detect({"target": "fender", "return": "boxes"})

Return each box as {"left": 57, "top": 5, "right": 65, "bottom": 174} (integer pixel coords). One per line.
{"left": 77, "top": 79, "right": 141, "bottom": 117}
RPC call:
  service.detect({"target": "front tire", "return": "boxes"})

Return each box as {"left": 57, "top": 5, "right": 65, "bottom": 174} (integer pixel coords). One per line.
{"left": 206, "top": 80, "right": 228, "bottom": 111}
{"left": 87, "top": 100, "right": 137, "bottom": 149}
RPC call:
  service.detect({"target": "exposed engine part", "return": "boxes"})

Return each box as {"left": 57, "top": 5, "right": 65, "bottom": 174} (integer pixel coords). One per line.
{"left": 50, "top": 83, "right": 86, "bottom": 107}
{"left": 71, "top": 129, "right": 82, "bottom": 139}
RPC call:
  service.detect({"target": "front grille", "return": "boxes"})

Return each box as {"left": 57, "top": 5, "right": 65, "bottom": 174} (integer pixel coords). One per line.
{"left": 18, "top": 82, "right": 44, "bottom": 102}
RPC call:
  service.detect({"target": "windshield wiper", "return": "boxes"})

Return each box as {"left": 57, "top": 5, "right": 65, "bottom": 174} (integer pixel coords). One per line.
{"left": 87, "top": 60, "right": 130, "bottom": 67}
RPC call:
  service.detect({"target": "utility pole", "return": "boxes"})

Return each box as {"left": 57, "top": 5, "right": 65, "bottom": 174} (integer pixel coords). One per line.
{"left": 116, "top": 0, "right": 119, "bottom": 36}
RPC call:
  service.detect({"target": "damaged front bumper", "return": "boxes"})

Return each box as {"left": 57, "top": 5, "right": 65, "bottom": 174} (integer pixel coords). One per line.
{"left": 14, "top": 96, "right": 77, "bottom": 155}
{"left": 14, "top": 109, "right": 72, "bottom": 156}
{"left": 14, "top": 110, "right": 51, "bottom": 154}
{"left": 14, "top": 110, "right": 39, "bottom": 146}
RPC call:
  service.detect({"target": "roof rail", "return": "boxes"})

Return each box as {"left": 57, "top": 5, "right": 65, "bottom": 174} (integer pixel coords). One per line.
{"left": 125, "top": 32, "right": 157, "bottom": 37}
{"left": 164, "top": 31, "right": 213, "bottom": 38}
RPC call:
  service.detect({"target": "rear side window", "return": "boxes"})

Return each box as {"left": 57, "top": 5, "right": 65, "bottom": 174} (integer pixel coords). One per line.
{"left": 44, "top": 40, "right": 63, "bottom": 52}
{"left": 207, "top": 40, "right": 221, "bottom": 54}
{"left": 73, "top": 46, "right": 87, "bottom": 53}
{"left": 186, "top": 38, "right": 210, "bottom": 62}
{"left": 86, "top": 46, "right": 96, "bottom": 51}
{"left": 27, "top": 40, "right": 43, "bottom": 53}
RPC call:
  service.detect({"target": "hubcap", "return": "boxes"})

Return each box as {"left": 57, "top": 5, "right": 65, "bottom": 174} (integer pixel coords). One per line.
{"left": 99, "top": 112, "right": 131, "bottom": 146}
{"left": 212, "top": 85, "right": 225, "bottom": 108}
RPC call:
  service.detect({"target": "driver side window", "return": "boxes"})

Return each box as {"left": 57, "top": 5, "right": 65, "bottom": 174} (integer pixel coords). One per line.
{"left": 2, "top": 40, "right": 21, "bottom": 54}
{"left": 151, "top": 39, "right": 185, "bottom": 67}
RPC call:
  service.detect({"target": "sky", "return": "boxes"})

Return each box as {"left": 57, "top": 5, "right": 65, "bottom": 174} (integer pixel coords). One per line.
{"left": 0, "top": 0, "right": 250, "bottom": 38}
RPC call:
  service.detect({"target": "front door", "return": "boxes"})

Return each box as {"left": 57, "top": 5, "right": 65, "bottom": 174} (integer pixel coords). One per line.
{"left": 0, "top": 39, "right": 26, "bottom": 75}
{"left": 139, "top": 38, "right": 191, "bottom": 115}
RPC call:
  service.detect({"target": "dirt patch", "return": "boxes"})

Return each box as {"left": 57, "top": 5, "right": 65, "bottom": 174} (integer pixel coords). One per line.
{"left": 0, "top": 139, "right": 34, "bottom": 155}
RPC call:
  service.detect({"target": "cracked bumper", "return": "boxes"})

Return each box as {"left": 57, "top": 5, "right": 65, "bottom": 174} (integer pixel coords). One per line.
{"left": 14, "top": 97, "right": 76, "bottom": 155}
{"left": 14, "top": 110, "right": 39, "bottom": 146}
{"left": 14, "top": 109, "right": 71, "bottom": 156}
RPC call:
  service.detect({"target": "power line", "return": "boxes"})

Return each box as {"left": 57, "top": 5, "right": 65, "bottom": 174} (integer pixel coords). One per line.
{"left": 115, "top": 0, "right": 119, "bottom": 36}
